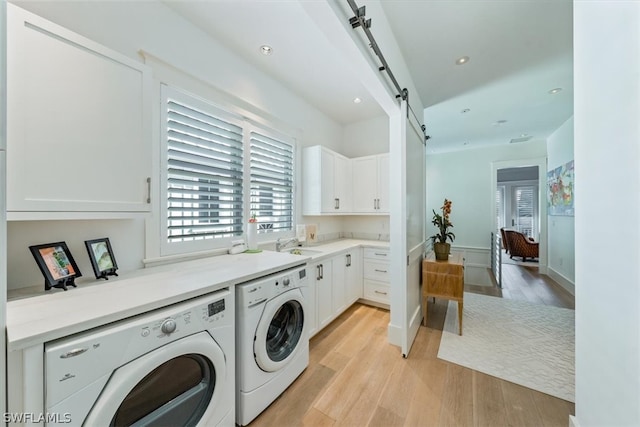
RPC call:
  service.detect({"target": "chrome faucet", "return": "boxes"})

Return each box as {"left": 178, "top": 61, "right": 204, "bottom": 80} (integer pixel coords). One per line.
{"left": 276, "top": 237, "right": 299, "bottom": 252}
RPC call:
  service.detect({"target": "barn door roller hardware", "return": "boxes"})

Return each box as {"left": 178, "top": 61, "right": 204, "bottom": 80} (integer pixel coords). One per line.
{"left": 346, "top": 1, "right": 430, "bottom": 144}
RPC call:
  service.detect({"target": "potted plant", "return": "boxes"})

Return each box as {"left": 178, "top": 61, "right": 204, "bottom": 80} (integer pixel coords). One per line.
{"left": 430, "top": 198, "right": 455, "bottom": 260}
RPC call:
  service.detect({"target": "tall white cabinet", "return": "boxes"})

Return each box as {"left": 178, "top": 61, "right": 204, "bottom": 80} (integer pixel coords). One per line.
{"left": 302, "top": 145, "right": 352, "bottom": 215}
{"left": 352, "top": 154, "right": 389, "bottom": 213}
{"left": 6, "top": 4, "right": 151, "bottom": 219}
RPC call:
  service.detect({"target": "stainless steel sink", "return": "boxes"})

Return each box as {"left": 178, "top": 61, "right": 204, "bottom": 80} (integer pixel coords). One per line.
{"left": 288, "top": 248, "right": 322, "bottom": 256}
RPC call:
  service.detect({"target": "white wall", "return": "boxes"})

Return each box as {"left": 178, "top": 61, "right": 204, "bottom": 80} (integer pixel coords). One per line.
{"left": 426, "top": 140, "right": 547, "bottom": 249}
{"left": 6, "top": 1, "right": 345, "bottom": 288}
{"left": 546, "top": 117, "right": 575, "bottom": 291}
{"left": 341, "top": 115, "right": 389, "bottom": 158}
{"left": 1, "top": 0, "right": 7, "bottom": 416}
{"left": 7, "top": 219, "right": 145, "bottom": 290}
{"left": 574, "top": 2, "right": 640, "bottom": 426}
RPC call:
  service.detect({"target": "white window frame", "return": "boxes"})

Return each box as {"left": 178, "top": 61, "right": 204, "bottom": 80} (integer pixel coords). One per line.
{"left": 159, "top": 85, "right": 296, "bottom": 257}
{"left": 496, "top": 185, "right": 506, "bottom": 230}
{"left": 246, "top": 123, "right": 295, "bottom": 236}
{"left": 512, "top": 184, "right": 539, "bottom": 238}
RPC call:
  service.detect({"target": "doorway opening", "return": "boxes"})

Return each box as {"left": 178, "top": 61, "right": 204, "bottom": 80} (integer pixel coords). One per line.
{"left": 496, "top": 165, "right": 540, "bottom": 270}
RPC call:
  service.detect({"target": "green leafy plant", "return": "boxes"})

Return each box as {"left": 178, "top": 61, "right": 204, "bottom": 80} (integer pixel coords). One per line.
{"left": 430, "top": 198, "right": 455, "bottom": 244}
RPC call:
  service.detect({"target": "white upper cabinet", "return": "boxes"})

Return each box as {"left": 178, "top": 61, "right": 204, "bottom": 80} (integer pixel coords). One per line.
{"left": 352, "top": 154, "right": 389, "bottom": 214}
{"left": 302, "top": 145, "right": 352, "bottom": 215}
{"left": 6, "top": 5, "right": 152, "bottom": 219}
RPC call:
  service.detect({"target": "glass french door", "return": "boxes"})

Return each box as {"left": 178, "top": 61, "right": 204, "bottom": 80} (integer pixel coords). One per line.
{"left": 513, "top": 185, "right": 538, "bottom": 238}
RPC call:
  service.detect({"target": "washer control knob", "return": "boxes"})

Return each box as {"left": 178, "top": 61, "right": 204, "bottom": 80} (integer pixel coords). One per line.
{"left": 161, "top": 319, "right": 177, "bottom": 334}
{"left": 283, "top": 278, "right": 290, "bottom": 287}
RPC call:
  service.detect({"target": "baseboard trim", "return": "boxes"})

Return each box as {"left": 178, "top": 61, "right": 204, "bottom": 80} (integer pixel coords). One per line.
{"left": 569, "top": 415, "right": 580, "bottom": 427}
{"left": 387, "top": 323, "right": 401, "bottom": 347}
{"left": 547, "top": 267, "right": 575, "bottom": 295}
{"left": 406, "top": 305, "right": 422, "bottom": 355}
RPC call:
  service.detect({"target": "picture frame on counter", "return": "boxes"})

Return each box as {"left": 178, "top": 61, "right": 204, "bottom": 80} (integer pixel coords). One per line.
{"left": 29, "top": 241, "right": 82, "bottom": 291}
{"left": 85, "top": 237, "right": 119, "bottom": 280}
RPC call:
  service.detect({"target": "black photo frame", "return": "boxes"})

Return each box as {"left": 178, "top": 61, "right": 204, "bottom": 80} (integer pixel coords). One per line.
{"left": 29, "top": 241, "right": 82, "bottom": 291}
{"left": 85, "top": 237, "right": 119, "bottom": 280}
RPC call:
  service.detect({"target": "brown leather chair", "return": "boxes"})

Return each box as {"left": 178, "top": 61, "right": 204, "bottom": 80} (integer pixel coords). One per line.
{"left": 505, "top": 230, "right": 539, "bottom": 261}
{"left": 500, "top": 228, "right": 510, "bottom": 254}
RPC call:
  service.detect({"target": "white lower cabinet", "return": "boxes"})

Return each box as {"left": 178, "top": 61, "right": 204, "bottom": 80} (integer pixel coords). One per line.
{"left": 309, "top": 249, "right": 364, "bottom": 337}
{"left": 363, "top": 248, "right": 390, "bottom": 305}
{"left": 346, "top": 251, "right": 362, "bottom": 305}
{"left": 311, "top": 260, "right": 333, "bottom": 333}
{"left": 332, "top": 258, "right": 347, "bottom": 316}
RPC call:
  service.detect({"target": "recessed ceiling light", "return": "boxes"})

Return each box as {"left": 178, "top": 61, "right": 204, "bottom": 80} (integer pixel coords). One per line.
{"left": 520, "top": 133, "right": 529, "bottom": 137}
{"left": 260, "top": 45, "right": 273, "bottom": 55}
{"left": 353, "top": 97, "right": 362, "bottom": 104}
{"left": 455, "top": 56, "right": 470, "bottom": 65}
{"left": 548, "top": 87, "right": 562, "bottom": 94}
{"left": 461, "top": 108, "right": 471, "bottom": 113}
{"left": 493, "top": 119, "right": 508, "bottom": 126}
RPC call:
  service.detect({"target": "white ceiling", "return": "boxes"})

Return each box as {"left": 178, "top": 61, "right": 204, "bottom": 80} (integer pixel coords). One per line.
{"left": 164, "top": 0, "right": 574, "bottom": 154}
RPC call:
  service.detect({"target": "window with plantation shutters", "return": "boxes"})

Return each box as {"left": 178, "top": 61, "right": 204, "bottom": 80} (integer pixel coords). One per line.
{"left": 496, "top": 185, "right": 506, "bottom": 230}
{"left": 249, "top": 132, "right": 294, "bottom": 234}
{"left": 514, "top": 185, "right": 536, "bottom": 237}
{"left": 160, "top": 85, "right": 297, "bottom": 256}
{"left": 164, "top": 87, "right": 244, "bottom": 244}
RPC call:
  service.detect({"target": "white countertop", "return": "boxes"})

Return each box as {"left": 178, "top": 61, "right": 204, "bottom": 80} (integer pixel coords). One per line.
{"left": 6, "top": 239, "right": 388, "bottom": 351}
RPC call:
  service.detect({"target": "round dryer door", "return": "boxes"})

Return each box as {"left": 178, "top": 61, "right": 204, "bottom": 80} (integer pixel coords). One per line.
{"left": 254, "top": 289, "right": 306, "bottom": 372}
{"left": 84, "top": 332, "right": 227, "bottom": 427}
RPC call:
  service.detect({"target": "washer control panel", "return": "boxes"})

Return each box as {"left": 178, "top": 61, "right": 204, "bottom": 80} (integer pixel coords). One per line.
{"left": 236, "top": 266, "right": 308, "bottom": 308}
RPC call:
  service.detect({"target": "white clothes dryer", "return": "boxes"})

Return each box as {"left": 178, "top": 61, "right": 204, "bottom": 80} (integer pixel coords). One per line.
{"left": 235, "top": 265, "right": 309, "bottom": 426}
{"left": 44, "top": 288, "right": 234, "bottom": 427}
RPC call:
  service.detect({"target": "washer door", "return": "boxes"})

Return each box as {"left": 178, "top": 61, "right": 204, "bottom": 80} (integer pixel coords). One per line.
{"left": 84, "top": 332, "right": 226, "bottom": 427}
{"left": 254, "top": 289, "right": 306, "bottom": 373}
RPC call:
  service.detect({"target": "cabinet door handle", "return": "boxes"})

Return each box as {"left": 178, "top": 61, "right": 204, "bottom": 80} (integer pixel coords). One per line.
{"left": 316, "top": 265, "right": 321, "bottom": 281}
{"left": 320, "top": 263, "right": 324, "bottom": 279}
{"left": 335, "top": 198, "right": 339, "bottom": 209}
{"left": 376, "top": 198, "right": 379, "bottom": 210}
{"left": 374, "top": 252, "right": 388, "bottom": 257}
{"left": 374, "top": 290, "right": 388, "bottom": 295}
{"left": 374, "top": 269, "right": 388, "bottom": 273}
{"left": 346, "top": 254, "right": 351, "bottom": 267}
{"left": 146, "top": 177, "right": 151, "bottom": 203}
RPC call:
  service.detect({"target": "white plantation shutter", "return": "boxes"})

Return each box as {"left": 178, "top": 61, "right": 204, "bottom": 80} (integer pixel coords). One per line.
{"left": 496, "top": 185, "right": 505, "bottom": 229}
{"left": 165, "top": 90, "right": 244, "bottom": 243}
{"left": 514, "top": 185, "right": 535, "bottom": 237}
{"left": 249, "top": 131, "right": 294, "bottom": 233}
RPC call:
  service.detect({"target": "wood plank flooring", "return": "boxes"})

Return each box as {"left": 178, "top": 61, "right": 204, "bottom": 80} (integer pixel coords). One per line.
{"left": 249, "top": 264, "right": 575, "bottom": 427}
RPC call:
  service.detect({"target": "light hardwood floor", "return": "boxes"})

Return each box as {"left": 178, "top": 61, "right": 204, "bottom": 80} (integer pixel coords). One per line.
{"left": 250, "top": 264, "right": 575, "bottom": 427}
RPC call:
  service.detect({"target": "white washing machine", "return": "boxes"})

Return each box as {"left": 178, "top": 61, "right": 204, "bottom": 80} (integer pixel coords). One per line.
{"left": 235, "top": 265, "right": 310, "bottom": 426}
{"left": 43, "top": 288, "right": 234, "bottom": 427}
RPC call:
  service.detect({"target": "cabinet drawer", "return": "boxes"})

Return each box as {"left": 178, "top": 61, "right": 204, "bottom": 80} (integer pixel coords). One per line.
{"left": 363, "top": 260, "right": 389, "bottom": 282}
{"left": 363, "top": 279, "right": 390, "bottom": 304}
{"left": 363, "top": 248, "right": 389, "bottom": 261}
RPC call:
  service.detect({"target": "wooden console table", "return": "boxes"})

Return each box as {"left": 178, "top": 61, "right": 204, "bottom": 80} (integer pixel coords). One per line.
{"left": 422, "top": 252, "right": 464, "bottom": 335}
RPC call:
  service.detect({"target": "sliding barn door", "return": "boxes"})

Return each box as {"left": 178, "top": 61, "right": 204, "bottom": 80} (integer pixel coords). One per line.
{"left": 401, "top": 100, "right": 426, "bottom": 357}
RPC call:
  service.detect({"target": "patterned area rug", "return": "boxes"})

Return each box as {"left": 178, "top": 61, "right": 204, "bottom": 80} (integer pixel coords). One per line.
{"left": 438, "top": 292, "right": 575, "bottom": 402}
